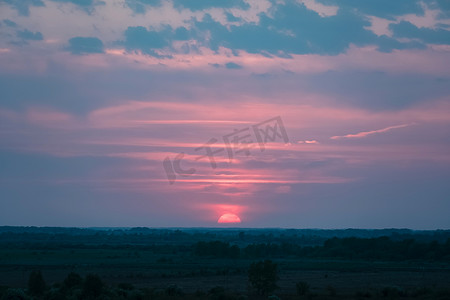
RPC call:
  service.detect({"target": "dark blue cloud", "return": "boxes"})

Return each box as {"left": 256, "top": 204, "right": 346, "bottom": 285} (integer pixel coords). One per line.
{"left": 174, "top": 27, "right": 190, "bottom": 40}
{"left": 180, "top": 2, "right": 436, "bottom": 56}
{"left": 192, "top": 13, "right": 295, "bottom": 54}
{"left": 3, "top": 19, "right": 17, "bottom": 27}
{"left": 50, "top": 0, "right": 94, "bottom": 5}
{"left": 206, "top": 62, "right": 246, "bottom": 69}
{"left": 262, "top": 3, "right": 376, "bottom": 55}
{"left": 49, "top": 0, "right": 105, "bottom": 7}
{"left": 17, "top": 29, "right": 43, "bottom": 41}
{"left": 0, "top": 0, "right": 45, "bottom": 16}
{"left": 376, "top": 34, "right": 425, "bottom": 52}
{"left": 66, "top": 36, "right": 104, "bottom": 55}
{"left": 172, "top": 0, "right": 249, "bottom": 11}
{"left": 192, "top": 3, "right": 377, "bottom": 56}
{"left": 225, "top": 62, "right": 243, "bottom": 69}
{"left": 391, "top": 21, "right": 450, "bottom": 45}
{"left": 124, "top": 0, "right": 160, "bottom": 14}
{"left": 434, "top": 0, "right": 450, "bottom": 18}
{"left": 122, "top": 26, "right": 170, "bottom": 56}
{"left": 48, "top": 0, "right": 105, "bottom": 14}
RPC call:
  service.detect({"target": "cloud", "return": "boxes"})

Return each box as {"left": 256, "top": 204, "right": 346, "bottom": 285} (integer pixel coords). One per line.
{"left": 391, "top": 21, "right": 450, "bottom": 45}
{"left": 124, "top": 0, "right": 161, "bottom": 14}
{"left": 3, "top": 19, "right": 17, "bottom": 27}
{"left": 48, "top": 0, "right": 105, "bottom": 13}
{"left": 50, "top": 0, "right": 95, "bottom": 5}
{"left": 172, "top": 0, "right": 249, "bottom": 11}
{"left": 435, "top": 0, "right": 450, "bottom": 18}
{"left": 66, "top": 36, "right": 104, "bottom": 55}
{"left": 2, "top": 0, "right": 448, "bottom": 60}
{"left": 0, "top": 0, "right": 45, "bottom": 16}
{"left": 225, "top": 11, "right": 241, "bottom": 22}
{"left": 317, "top": 0, "right": 424, "bottom": 19}
{"left": 298, "top": 140, "right": 319, "bottom": 144}
{"left": 300, "top": 0, "right": 338, "bottom": 17}
{"left": 17, "top": 29, "right": 44, "bottom": 41}
{"left": 376, "top": 35, "right": 425, "bottom": 52}
{"left": 173, "top": 27, "right": 190, "bottom": 40}
{"left": 330, "top": 123, "right": 414, "bottom": 140}
{"left": 188, "top": 2, "right": 423, "bottom": 56}
{"left": 225, "top": 62, "right": 243, "bottom": 69}
{"left": 122, "top": 26, "right": 169, "bottom": 56}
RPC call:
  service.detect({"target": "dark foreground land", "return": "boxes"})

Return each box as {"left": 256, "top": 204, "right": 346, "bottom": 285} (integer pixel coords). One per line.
{"left": 0, "top": 227, "right": 450, "bottom": 300}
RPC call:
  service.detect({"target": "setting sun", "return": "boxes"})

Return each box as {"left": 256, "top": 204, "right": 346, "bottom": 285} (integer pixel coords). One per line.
{"left": 217, "top": 213, "right": 241, "bottom": 224}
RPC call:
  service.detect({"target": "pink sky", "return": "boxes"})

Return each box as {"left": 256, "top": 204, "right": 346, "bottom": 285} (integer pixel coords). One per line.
{"left": 1, "top": 0, "right": 450, "bottom": 228}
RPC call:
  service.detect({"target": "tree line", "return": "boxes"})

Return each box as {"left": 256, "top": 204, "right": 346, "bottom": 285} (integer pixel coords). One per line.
{"left": 194, "top": 236, "right": 450, "bottom": 260}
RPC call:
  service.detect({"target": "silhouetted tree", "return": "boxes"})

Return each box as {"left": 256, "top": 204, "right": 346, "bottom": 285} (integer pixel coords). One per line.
{"left": 63, "top": 272, "right": 83, "bottom": 289}
{"left": 82, "top": 274, "right": 103, "bottom": 298}
{"left": 248, "top": 260, "right": 279, "bottom": 295}
{"left": 27, "top": 270, "right": 46, "bottom": 297}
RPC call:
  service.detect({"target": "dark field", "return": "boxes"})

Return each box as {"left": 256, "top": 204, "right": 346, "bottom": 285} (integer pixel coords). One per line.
{"left": 1, "top": 227, "right": 450, "bottom": 299}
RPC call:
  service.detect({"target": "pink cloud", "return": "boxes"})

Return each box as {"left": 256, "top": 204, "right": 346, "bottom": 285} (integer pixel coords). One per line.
{"left": 101, "top": 45, "right": 450, "bottom": 76}
{"left": 300, "top": 0, "right": 338, "bottom": 17}
{"left": 1, "top": 99, "right": 449, "bottom": 167}
{"left": 2, "top": 42, "right": 450, "bottom": 77}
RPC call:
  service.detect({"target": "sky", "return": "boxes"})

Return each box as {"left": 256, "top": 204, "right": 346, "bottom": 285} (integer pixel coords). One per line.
{"left": 0, "top": 0, "right": 449, "bottom": 229}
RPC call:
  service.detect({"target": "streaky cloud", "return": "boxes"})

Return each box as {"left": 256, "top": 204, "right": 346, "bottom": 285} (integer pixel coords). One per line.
{"left": 330, "top": 123, "right": 415, "bottom": 140}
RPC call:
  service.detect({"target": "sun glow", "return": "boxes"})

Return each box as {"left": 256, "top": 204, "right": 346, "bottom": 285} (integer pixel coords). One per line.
{"left": 217, "top": 213, "right": 241, "bottom": 224}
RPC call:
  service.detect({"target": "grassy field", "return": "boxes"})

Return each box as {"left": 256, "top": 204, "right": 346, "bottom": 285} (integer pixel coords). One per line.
{"left": 1, "top": 228, "right": 450, "bottom": 299}
{"left": 1, "top": 247, "right": 450, "bottom": 298}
